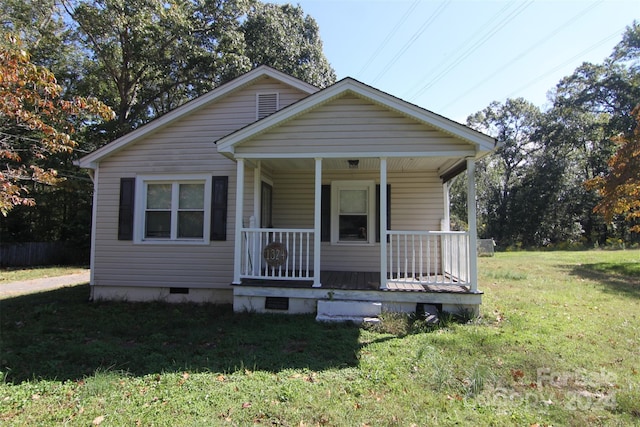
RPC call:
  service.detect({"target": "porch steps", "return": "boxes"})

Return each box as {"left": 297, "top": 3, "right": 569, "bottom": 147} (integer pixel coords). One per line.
{"left": 315, "top": 300, "right": 382, "bottom": 324}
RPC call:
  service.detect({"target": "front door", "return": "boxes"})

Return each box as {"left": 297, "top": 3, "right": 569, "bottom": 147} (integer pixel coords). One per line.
{"left": 261, "top": 182, "right": 273, "bottom": 228}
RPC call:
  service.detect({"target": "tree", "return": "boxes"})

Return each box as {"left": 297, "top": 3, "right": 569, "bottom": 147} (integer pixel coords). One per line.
{"left": 465, "top": 98, "right": 543, "bottom": 246}
{"left": 65, "top": 0, "right": 253, "bottom": 138}
{"left": 0, "top": 34, "right": 113, "bottom": 215}
{"left": 586, "top": 106, "right": 640, "bottom": 232}
{"left": 242, "top": 3, "right": 336, "bottom": 88}
{"left": 545, "top": 22, "right": 640, "bottom": 244}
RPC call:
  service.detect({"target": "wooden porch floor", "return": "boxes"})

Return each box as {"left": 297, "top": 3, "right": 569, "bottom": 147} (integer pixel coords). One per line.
{"left": 240, "top": 271, "right": 471, "bottom": 294}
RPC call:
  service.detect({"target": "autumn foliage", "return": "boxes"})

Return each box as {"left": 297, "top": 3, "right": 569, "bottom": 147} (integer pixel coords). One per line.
{"left": 0, "top": 34, "right": 113, "bottom": 215}
{"left": 586, "top": 106, "right": 640, "bottom": 232}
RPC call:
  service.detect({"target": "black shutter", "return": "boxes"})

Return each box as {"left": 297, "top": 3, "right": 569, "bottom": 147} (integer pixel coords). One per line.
{"left": 376, "top": 184, "right": 391, "bottom": 243}
{"left": 211, "top": 176, "right": 228, "bottom": 241}
{"left": 118, "top": 178, "right": 135, "bottom": 241}
{"left": 321, "top": 185, "right": 331, "bottom": 242}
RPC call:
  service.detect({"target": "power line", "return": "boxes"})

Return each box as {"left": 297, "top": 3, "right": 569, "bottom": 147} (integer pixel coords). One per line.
{"left": 400, "top": 0, "right": 515, "bottom": 99}
{"left": 358, "top": 0, "right": 420, "bottom": 77}
{"left": 436, "top": 0, "right": 604, "bottom": 114}
{"left": 408, "top": 0, "right": 534, "bottom": 101}
{"left": 371, "top": 0, "right": 452, "bottom": 85}
{"left": 0, "top": 131, "right": 92, "bottom": 153}
{"left": 505, "top": 25, "right": 625, "bottom": 99}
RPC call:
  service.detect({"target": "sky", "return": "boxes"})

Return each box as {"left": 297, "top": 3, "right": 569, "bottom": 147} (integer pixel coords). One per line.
{"left": 273, "top": 0, "right": 638, "bottom": 123}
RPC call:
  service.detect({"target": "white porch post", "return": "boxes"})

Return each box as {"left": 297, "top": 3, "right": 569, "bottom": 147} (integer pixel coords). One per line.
{"left": 466, "top": 157, "right": 478, "bottom": 292}
{"left": 232, "top": 158, "right": 245, "bottom": 285}
{"left": 313, "top": 158, "right": 322, "bottom": 287}
{"left": 380, "top": 157, "right": 388, "bottom": 290}
{"left": 442, "top": 181, "right": 451, "bottom": 231}
{"left": 253, "top": 160, "right": 261, "bottom": 224}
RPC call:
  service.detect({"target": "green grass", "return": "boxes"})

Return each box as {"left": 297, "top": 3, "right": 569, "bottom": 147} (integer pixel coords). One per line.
{"left": 1, "top": 250, "right": 639, "bottom": 426}
{"left": 0, "top": 266, "right": 88, "bottom": 283}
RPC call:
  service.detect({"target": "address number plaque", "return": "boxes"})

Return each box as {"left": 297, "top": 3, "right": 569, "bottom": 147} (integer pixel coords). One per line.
{"left": 263, "top": 242, "right": 288, "bottom": 268}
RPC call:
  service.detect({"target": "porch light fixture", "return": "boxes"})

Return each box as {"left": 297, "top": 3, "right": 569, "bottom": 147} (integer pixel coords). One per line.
{"left": 348, "top": 159, "right": 359, "bottom": 169}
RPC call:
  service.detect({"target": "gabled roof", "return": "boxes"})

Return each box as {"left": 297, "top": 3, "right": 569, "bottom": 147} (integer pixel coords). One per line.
{"left": 75, "top": 66, "right": 319, "bottom": 169}
{"left": 216, "top": 77, "right": 497, "bottom": 156}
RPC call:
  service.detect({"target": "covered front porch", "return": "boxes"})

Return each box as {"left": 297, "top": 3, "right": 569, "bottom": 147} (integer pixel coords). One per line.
{"left": 214, "top": 78, "right": 497, "bottom": 316}
{"left": 229, "top": 155, "right": 482, "bottom": 315}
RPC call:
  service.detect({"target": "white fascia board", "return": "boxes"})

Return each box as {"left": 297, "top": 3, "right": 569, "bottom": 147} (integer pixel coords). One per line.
{"left": 216, "top": 78, "right": 497, "bottom": 155}
{"left": 75, "top": 66, "right": 319, "bottom": 169}
{"left": 234, "top": 150, "right": 477, "bottom": 159}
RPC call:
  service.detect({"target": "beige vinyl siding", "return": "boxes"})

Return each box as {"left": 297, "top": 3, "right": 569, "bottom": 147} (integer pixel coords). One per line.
{"left": 272, "top": 169, "right": 444, "bottom": 272}
{"left": 92, "top": 78, "right": 309, "bottom": 290}
{"left": 236, "top": 94, "right": 473, "bottom": 156}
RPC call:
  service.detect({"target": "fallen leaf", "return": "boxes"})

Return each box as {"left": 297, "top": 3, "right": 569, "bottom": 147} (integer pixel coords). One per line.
{"left": 93, "top": 415, "right": 105, "bottom": 425}
{"left": 511, "top": 369, "right": 525, "bottom": 381}
{"left": 217, "top": 375, "right": 225, "bottom": 382}
{"left": 242, "top": 402, "right": 252, "bottom": 409}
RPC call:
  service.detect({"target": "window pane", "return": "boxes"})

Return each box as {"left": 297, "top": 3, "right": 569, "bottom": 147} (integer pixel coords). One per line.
{"left": 339, "top": 215, "right": 367, "bottom": 241}
{"left": 147, "top": 184, "right": 172, "bottom": 209}
{"left": 178, "top": 211, "right": 204, "bottom": 238}
{"left": 179, "top": 183, "right": 204, "bottom": 209}
{"left": 145, "top": 211, "right": 171, "bottom": 238}
{"left": 340, "top": 189, "right": 367, "bottom": 213}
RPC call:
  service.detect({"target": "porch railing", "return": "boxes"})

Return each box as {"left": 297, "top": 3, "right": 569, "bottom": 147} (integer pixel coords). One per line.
{"left": 387, "top": 231, "right": 469, "bottom": 285}
{"left": 240, "top": 228, "right": 315, "bottom": 281}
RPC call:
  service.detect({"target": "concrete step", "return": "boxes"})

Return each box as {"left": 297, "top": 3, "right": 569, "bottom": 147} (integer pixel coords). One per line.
{"left": 316, "top": 300, "right": 382, "bottom": 323}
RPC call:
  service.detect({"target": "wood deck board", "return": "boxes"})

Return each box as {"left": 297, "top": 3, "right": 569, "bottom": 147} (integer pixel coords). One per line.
{"left": 240, "top": 271, "right": 470, "bottom": 294}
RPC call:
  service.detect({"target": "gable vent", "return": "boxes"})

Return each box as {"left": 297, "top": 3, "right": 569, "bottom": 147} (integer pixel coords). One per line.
{"left": 257, "top": 93, "right": 279, "bottom": 120}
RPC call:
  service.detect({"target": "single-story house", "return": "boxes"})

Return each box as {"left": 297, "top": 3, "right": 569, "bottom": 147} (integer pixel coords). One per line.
{"left": 76, "top": 66, "right": 498, "bottom": 319}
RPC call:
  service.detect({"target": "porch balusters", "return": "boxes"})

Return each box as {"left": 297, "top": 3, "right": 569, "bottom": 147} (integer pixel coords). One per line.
{"left": 240, "top": 228, "right": 315, "bottom": 281}
{"left": 387, "top": 231, "right": 470, "bottom": 286}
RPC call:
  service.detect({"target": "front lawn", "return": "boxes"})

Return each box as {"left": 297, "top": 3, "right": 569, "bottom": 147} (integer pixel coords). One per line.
{"left": 1, "top": 250, "right": 638, "bottom": 426}
{"left": 0, "top": 266, "right": 88, "bottom": 283}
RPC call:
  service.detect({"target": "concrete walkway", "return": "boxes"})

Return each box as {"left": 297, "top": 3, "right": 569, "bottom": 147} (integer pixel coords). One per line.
{"left": 0, "top": 270, "right": 90, "bottom": 299}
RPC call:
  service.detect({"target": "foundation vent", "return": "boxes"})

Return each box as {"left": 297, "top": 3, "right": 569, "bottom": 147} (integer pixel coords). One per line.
{"left": 265, "top": 297, "right": 289, "bottom": 311}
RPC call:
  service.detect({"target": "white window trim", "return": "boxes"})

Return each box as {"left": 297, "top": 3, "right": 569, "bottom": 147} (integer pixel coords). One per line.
{"left": 330, "top": 180, "right": 376, "bottom": 245}
{"left": 134, "top": 174, "right": 212, "bottom": 245}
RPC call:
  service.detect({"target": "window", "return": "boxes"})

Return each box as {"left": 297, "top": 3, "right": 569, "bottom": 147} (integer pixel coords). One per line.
{"left": 331, "top": 181, "right": 375, "bottom": 244}
{"left": 135, "top": 176, "right": 212, "bottom": 243}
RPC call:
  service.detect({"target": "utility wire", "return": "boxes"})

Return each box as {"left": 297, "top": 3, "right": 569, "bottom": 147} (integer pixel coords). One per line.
{"left": 505, "top": 25, "right": 625, "bottom": 99}
{"left": 371, "top": 0, "right": 451, "bottom": 85}
{"left": 358, "top": 0, "right": 420, "bottom": 77}
{"left": 436, "top": 0, "right": 604, "bottom": 114}
{"left": 409, "top": 0, "right": 534, "bottom": 100}
{"left": 400, "top": 0, "right": 514, "bottom": 99}
{"left": 0, "top": 131, "right": 93, "bottom": 153}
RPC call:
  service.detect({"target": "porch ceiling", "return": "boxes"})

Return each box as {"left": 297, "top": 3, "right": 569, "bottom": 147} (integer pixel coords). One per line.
{"left": 250, "top": 156, "right": 460, "bottom": 173}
